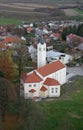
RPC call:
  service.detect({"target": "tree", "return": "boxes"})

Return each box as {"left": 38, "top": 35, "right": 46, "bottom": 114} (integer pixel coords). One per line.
{"left": 13, "top": 42, "right": 29, "bottom": 118}
{"left": 0, "top": 55, "right": 13, "bottom": 81}
{"left": 0, "top": 70, "right": 4, "bottom": 78}
{"left": 61, "top": 27, "right": 67, "bottom": 40}
{"left": 72, "top": 25, "right": 78, "bottom": 35}
{"left": 78, "top": 24, "right": 83, "bottom": 37}
{"left": 14, "top": 42, "right": 29, "bottom": 78}
{"left": 17, "top": 100, "right": 47, "bottom": 130}
{"left": 0, "top": 78, "right": 16, "bottom": 121}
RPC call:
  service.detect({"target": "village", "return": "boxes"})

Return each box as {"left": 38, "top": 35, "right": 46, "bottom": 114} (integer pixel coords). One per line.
{"left": 0, "top": 19, "right": 83, "bottom": 100}
{"left": 0, "top": 18, "right": 83, "bottom": 130}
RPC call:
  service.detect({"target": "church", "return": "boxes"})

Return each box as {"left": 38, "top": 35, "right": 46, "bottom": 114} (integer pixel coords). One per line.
{"left": 20, "top": 33, "right": 66, "bottom": 100}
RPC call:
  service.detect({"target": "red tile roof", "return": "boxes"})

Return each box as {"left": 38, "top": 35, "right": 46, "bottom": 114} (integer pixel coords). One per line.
{"left": 29, "top": 89, "right": 36, "bottom": 93}
{"left": 44, "top": 78, "right": 60, "bottom": 86}
{"left": 67, "top": 34, "right": 83, "bottom": 42}
{"left": 21, "top": 61, "right": 65, "bottom": 84}
{"left": 36, "top": 60, "right": 65, "bottom": 77}
{"left": 3, "top": 36, "right": 21, "bottom": 43}
{"left": 0, "top": 42, "right": 6, "bottom": 50}
{"left": 21, "top": 72, "right": 42, "bottom": 83}
{"left": 40, "top": 86, "right": 47, "bottom": 91}
{"left": 53, "top": 33, "right": 60, "bottom": 38}
{"left": 27, "top": 27, "right": 33, "bottom": 32}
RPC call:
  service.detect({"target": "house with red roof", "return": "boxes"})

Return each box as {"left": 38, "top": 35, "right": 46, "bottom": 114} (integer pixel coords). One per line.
{"left": 20, "top": 60, "right": 66, "bottom": 100}
{"left": 50, "top": 33, "right": 60, "bottom": 40}
{"left": 66, "top": 34, "right": 83, "bottom": 48}
{"left": 27, "top": 27, "right": 34, "bottom": 33}
{"left": 0, "top": 42, "right": 6, "bottom": 50}
{"left": 3, "top": 36, "right": 22, "bottom": 48}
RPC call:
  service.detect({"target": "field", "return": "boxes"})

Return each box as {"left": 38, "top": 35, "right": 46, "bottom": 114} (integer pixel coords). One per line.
{"left": 0, "top": 1, "right": 83, "bottom": 22}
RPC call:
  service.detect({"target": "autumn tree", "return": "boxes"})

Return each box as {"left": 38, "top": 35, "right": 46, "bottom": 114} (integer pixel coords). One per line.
{"left": 0, "top": 54, "right": 13, "bottom": 81}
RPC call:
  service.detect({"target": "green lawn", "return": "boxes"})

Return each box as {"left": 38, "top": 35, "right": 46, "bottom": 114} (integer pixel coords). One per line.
{"left": 38, "top": 76, "right": 83, "bottom": 130}
{"left": 75, "top": 8, "right": 83, "bottom": 15}
{"left": 0, "top": 18, "right": 22, "bottom": 25}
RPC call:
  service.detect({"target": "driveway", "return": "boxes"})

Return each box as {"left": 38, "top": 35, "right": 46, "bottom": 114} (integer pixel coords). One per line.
{"left": 66, "top": 66, "right": 83, "bottom": 81}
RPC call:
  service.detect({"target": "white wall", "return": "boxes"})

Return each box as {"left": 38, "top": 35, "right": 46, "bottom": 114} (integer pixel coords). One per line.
{"left": 37, "top": 43, "right": 46, "bottom": 68}
{"left": 55, "top": 67, "right": 66, "bottom": 85}
{"left": 24, "top": 82, "right": 42, "bottom": 99}
{"left": 48, "top": 85, "right": 60, "bottom": 97}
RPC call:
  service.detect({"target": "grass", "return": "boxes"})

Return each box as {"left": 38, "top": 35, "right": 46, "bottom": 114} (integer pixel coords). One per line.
{"left": 75, "top": 8, "right": 83, "bottom": 15}
{"left": 0, "top": 18, "right": 22, "bottom": 25}
{"left": 38, "top": 76, "right": 83, "bottom": 130}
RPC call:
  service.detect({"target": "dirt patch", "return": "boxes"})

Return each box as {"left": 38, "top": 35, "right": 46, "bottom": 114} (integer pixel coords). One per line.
{"left": 63, "top": 9, "right": 79, "bottom": 16}
{"left": 1, "top": 114, "right": 22, "bottom": 130}
{"left": 68, "top": 112, "right": 82, "bottom": 119}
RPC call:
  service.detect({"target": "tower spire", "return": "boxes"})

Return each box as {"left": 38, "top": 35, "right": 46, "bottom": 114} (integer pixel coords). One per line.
{"left": 38, "top": 31, "right": 45, "bottom": 44}
{"left": 37, "top": 29, "right": 46, "bottom": 68}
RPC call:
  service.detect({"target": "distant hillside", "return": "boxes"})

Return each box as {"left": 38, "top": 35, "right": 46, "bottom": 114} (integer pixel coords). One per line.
{"left": 0, "top": 0, "right": 82, "bottom": 21}
{"left": 0, "top": 0, "right": 83, "bottom": 3}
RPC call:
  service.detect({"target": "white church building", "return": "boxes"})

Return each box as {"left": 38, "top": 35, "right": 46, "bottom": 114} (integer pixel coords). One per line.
{"left": 20, "top": 33, "right": 67, "bottom": 100}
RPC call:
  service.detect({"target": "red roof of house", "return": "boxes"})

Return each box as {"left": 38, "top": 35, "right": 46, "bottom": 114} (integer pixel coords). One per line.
{"left": 21, "top": 61, "right": 65, "bottom": 84}
{"left": 53, "top": 33, "right": 60, "bottom": 38}
{"left": 3, "top": 36, "right": 21, "bottom": 43}
{"left": 21, "top": 72, "right": 42, "bottom": 83}
{"left": 27, "top": 27, "right": 33, "bottom": 32}
{"left": 36, "top": 60, "right": 65, "bottom": 77}
{"left": 44, "top": 78, "right": 60, "bottom": 86}
{"left": 0, "top": 42, "right": 6, "bottom": 50}
{"left": 40, "top": 86, "right": 47, "bottom": 91}
{"left": 67, "top": 34, "right": 83, "bottom": 42}
{"left": 29, "top": 89, "right": 36, "bottom": 93}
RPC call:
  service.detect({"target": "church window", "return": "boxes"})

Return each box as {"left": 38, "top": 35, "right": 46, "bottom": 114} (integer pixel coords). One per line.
{"left": 55, "top": 88, "right": 58, "bottom": 93}
{"left": 29, "top": 84, "right": 31, "bottom": 87}
{"left": 51, "top": 88, "right": 54, "bottom": 93}
{"left": 34, "top": 84, "right": 36, "bottom": 87}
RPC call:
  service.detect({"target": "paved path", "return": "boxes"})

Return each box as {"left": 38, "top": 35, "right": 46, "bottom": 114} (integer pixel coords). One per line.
{"left": 67, "top": 66, "right": 83, "bottom": 81}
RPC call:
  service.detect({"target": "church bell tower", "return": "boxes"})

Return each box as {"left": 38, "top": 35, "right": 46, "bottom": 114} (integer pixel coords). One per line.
{"left": 37, "top": 32, "right": 46, "bottom": 68}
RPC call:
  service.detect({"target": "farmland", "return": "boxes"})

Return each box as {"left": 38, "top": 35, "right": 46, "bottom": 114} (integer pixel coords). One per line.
{"left": 0, "top": 0, "right": 83, "bottom": 22}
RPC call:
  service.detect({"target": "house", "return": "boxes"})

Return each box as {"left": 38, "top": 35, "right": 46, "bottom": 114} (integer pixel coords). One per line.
{"left": 46, "top": 50, "right": 71, "bottom": 64}
{"left": 50, "top": 33, "right": 60, "bottom": 40}
{"left": 66, "top": 34, "right": 83, "bottom": 48}
{"left": 27, "top": 27, "right": 33, "bottom": 33}
{"left": 3, "top": 36, "right": 22, "bottom": 48}
{"left": 0, "top": 42, "right": 6, "bottom": 51}
{"left": 20, "top": 60, "right": 66, "bottom": 100}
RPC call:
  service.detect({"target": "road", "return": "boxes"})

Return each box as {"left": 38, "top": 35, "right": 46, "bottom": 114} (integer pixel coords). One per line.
{"left": 66, "top": 66, "right": 83, "bottom": 81}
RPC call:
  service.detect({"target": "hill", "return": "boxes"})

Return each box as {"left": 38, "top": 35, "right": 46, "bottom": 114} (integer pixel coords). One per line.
{"left": 0, "top": 0, "right": 83, "bottom": 22}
